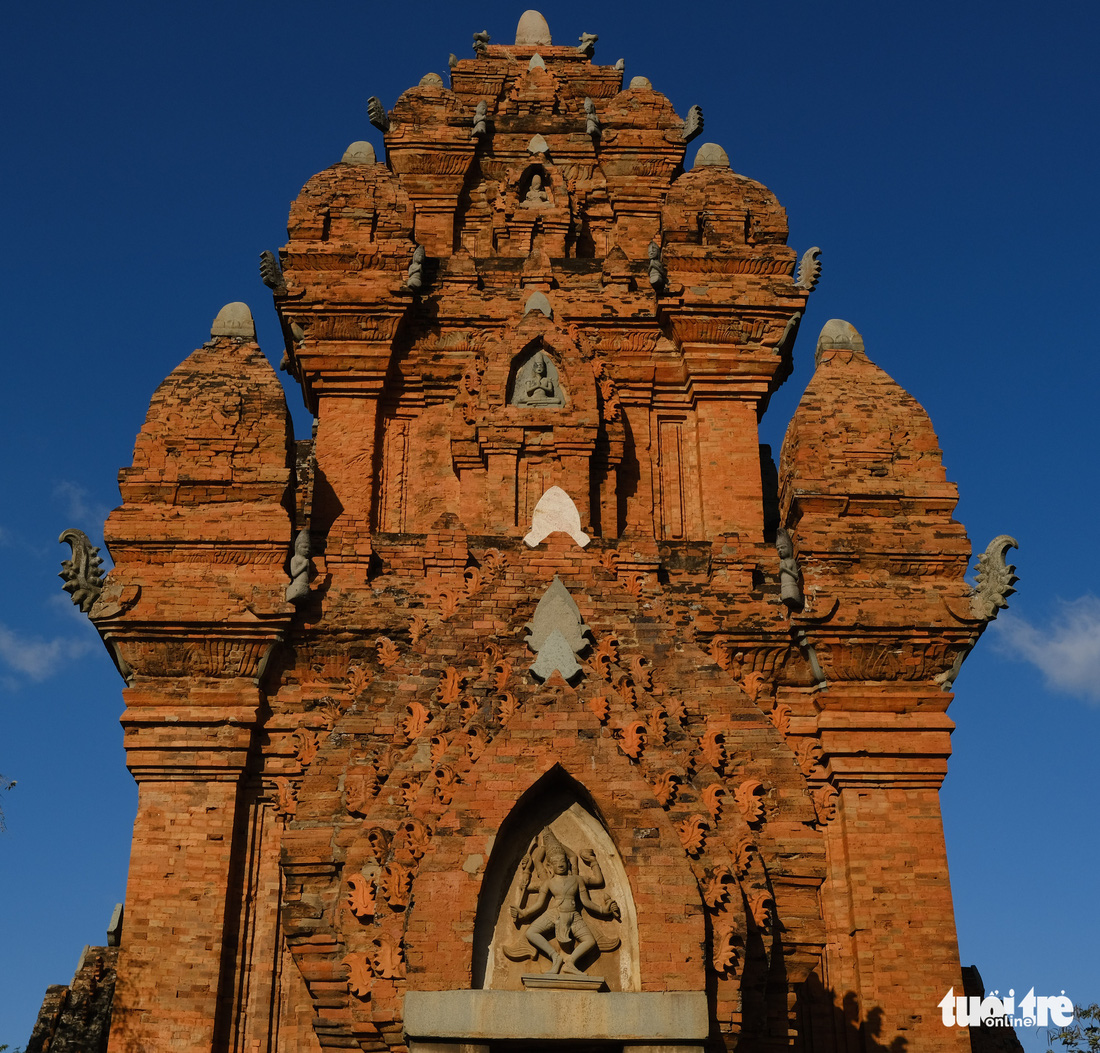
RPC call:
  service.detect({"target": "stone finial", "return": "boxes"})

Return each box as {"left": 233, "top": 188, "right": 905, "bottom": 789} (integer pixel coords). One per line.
{"left": 211, "top": 302, "right": 256, "bottom": 339}
{"left": 629, "top": 76, "right": 652, "bottom": 90}
{"left": 448, "top": 52, "right": 458, "bottom": 68}
{"left": 341, "top": 140, "right": 377, "bottom": 165}
{"left": 286, "top": 528, "right": 314, "bottom": 604}
{"left": 419, "top": 72, "right": 444, "bottom": 88}
{"left": 795, "top": 246, "right": 822, "bottom": 291}
{"left": 524, "top": 486, "right": 590, "bottom": 548}
{"left": 577, "top": 32, "right": 598, "bottom": 57}
{"left": 471, "top": 100, "right": 488, "bottom": 138}
{"left": 694, "top": 142, "right": 730, "bottom": 168}
{"left": 107, "top": 903, "right": 124, "bottom": 947}
{"left": 775, "top": 528, "right": 803, "bottom": 610}
{"left": 646, "top": 241, "right": 667, "bottom": 292}
{"left": 529, "top": 53, "right": 546, "bottom": 70}
{"left": 259, "top": 250, "right": 286, "bottom": 295}
{"left": 515, "top": 10, "right": 552, "bottom": 45}
{"left": 583, "top": 97, "right": 600, "bottom": 137}
{"left": 527, "top": 133, "right": 549, "bottom": 155}
{"left": 472, "top": 30, "right": 490, "bottom": 56}
{"left": 59, "top": 528, "right": 105, "bottom": 613}
{"left": 971, "top": 535, "right": 1019, "bottom": 621}
{"left": 815, "top": 319, "right": 865, "bottom": 365}
{"left": 614, "top": 58, "right": 624, "bottom": 71}
{"left": 523, "top": 292, "right": 553, "bottom": 318}
{"left": 681, "top": 104, "right": 704, "bottom": 143}
{"left": 367, "top": 96, "right": 390, "bottom": 133}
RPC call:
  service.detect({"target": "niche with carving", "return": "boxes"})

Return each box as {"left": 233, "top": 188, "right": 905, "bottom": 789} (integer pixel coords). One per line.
{"left": 473, "top": 770, "right": 638, "bottom": 992}
{"left": 509, "top": 345, "right": 567, "bottom": 408}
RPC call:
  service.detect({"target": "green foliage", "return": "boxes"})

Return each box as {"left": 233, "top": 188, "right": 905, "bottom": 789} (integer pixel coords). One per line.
{"left": 1048, "top": 1004, "right": 1100, "bottom": 1053}
{"left": 0, "top": 773, "right": 14, "bottom": 832}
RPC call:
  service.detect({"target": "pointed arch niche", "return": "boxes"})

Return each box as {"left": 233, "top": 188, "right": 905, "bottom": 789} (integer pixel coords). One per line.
{"left": 472, "top": 767, "right": 639, "bottom": 993}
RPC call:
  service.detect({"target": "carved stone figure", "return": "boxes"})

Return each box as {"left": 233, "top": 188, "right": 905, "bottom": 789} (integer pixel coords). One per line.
{"left": 776, "top": 528, "right": 803, "bottom": 609}
{"left": 471, "top": 100, "right": 488, "bottom": 138}
{"left": 472, "top": 30, "right": 490, "bottom": 56}
{"left": 286, "top": 528, "right": 313, "bottom": 604}
{"left": 577, "top": 32, "right": 598, "bottom": 58}
{"left": 405, "top": 245, "right": 426, "bottom": 291}
{"left": 511, "top": 352, "right": 564, "bottom": 406}
{"left": 259, "top": 250, "right": 286, "bottom": 295}
{"left": 646, "top": 241, "right": 667, "bottom": 291}
{"left": 583, "top": 97, "right": 600, "bottom": 137}
{"left": 522, "top": 173, "right": 551, "bottom": 208}
{"left": 506, "top": 828, "right": 620, "bottom": 975}
{"left": 971, "top": 535, "right": 1019, "bottom": 620}
{"left": 58, "top": 529, "right": 105, "bottom": 613}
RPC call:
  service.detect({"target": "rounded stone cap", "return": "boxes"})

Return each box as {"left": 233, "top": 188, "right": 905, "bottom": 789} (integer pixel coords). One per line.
{"left": 693, "top": 142, "right": 730, "bottom": 168}
{"left": 211, "top": 302, "right": 256, "bottom": 339}
{"left": 816, "top": 319, "right": 865, "bottom": 357}
{"left": 516, "top": 10, "right": 552, "bottom": 45}
{"left": 629, "top": 76, "right": 652, "bottom": 90}
{"left": 341, "top": 141, "right": 377, "bottom": 165}
{"left": 419, "top": 72, "right": 444, "bottom": 88}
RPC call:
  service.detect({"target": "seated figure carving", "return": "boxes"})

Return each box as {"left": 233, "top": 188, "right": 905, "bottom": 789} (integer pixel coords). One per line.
{"left": 506, "top": 828, "right": 620, "bottom": 975}
{"left": 522, "top": 172, "right": 551, "bottom": 208}
{"left": 511, "top": 352, "right": 565, "bottom": 407}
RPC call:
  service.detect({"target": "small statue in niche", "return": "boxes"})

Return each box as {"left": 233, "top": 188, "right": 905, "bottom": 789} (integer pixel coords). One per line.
{"left": 646, "top": 240, "right": 667, "bottom": 291}
{"left": 776, "top": 528, "right": 803, "bottom": 609}
{"left": 471, "top": 100, "right": 488, "bottom": 138}
{"left": 584, "top": 97, "right": 601, "bottom": 137}
{"left": 506, "top": 828, "right": 620, "bottom": 975}
{"left": 512, "top": 352, "right": 565, "bottom": 407}
{"left": 286, "top": 528, "right": 313, "bottom": 604}
{"left": 522, "top": 172, "right": 551, "bottom": 208}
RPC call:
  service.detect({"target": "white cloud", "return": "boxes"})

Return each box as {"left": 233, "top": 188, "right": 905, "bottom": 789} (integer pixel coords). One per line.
{"left": 0, "top": 624, "right": 92, "bottom": 682}
{"left": 53, "top": 481, "right": 112, "bottom": 533}
{"left": 994, "top": 595, "right": 1100, "bottom": 704}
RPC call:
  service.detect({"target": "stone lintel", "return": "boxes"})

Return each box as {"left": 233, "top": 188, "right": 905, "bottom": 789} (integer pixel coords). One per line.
{"left": 404, "top": 990, "right": 709, "bottom": 1042}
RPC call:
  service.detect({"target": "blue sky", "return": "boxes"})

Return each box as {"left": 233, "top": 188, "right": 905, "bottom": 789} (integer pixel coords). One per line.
{"left": 3, "top": 2, "right": 1098, "bottom": 1048}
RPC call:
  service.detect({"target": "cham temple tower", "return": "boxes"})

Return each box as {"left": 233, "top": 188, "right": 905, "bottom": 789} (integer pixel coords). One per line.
{"left": 43, "top": 10, "right": 1021, "bottom": 1053}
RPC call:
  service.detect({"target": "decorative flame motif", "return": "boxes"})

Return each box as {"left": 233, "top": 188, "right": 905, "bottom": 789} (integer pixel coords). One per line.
{"left": 479, "top": 642, "right": 503, "bottom": 680}
{"left": 429, "top": 732, "right": 451, "bottom": 764}
{"left": 345, "top": 769, "right": 378, "bottom": 815}
{"left": 629, "top": 655, "right": 652, "bottom": 691}
{"left": 366, "top": 827, "right": 392, "bottom": 863}
{"left": 678, "top": 814, "right": 709, "bottom": 857}
{"left": 713, "top": 922, "right": 741, "bottom": 976}
{"left": 616, "top": 675, "right": 637, "bottom": 707}
{"left": 703, "top": 783, "right": 727, "bottom": 822}
{"left": 710, "top": 635, "right": 732, "bottom": 670}
{"left": 794, "top": 738, "right": 824, "bottom": 777}
{"left": 735, "top": 780, "right": 766, "bottom": 824}
{"left": 739, "top": 671, "right": 767, "bottom": 702}
{"left": 770, "top": 703, "right": 791, "bottom": 736}
{"left": 731, "top": 836, "right": 756, "bottom": 878}
{"left": 400, "top": 777, "right": 422, "bottom": 808}
{"left": 431, "top": 764, "right": 458, "bottom": 805}
{"left": 293, "top": 726, "right": 319, "bottom": 765}
{"left": 439, "top": 666, "right": 463, "bottom": 707}
{"left": 342, "top": 953, "right": 373, "bottom": 999}
{"left": 399, "top": 818, "right": 432, "bottom": 861}
{"left": 409, "top": 615, "right": 429, "bottom": 644}
{"left": 275, "top": 777, "right": 297, "bottom": 818}
{"left": 376, "top": 637, "right": 401, "bottom": 669}
{"left": 701, "top": 865, "right": 732, "bottom": 910}
{"left": 651, "top": 769, "right": 679, "bottom": 807}
{"left": 347, "top": 666, "right": 373, "bottom": 696}
{"left": 369, "top": 933, "right": 406, "bottom": 979}
{"left": 403, "top": 702, "right": 430, "bottom": 741}
{"left": 648, "top": 704, "right": 667, "bottom": 745}
{"left": 347, "top": 873, "right": 376, "bottom": 919}
{"left": 58, "top": 529, "right": 105, "bottom": 613}
{"left": 494, "top": 660, "right": 513, "bottom": 691}
{"left": 587, "top": 695, "right": 609, "bottom": 723}
{"left": 746, "top": 888, "right": 773, "bottom": 929}
{"left": 813, "top": 784, "right": 839, "bottom": 824}
{"left": 618, "top": 721, "right": 647, "bottom": 760}
{"left": 465, "top": 723, "right": 489, "bottom": 759}
{"left": 700, "top": 727, "right": 727, "bottom": 774}
{"left": 381, "top": 863, "right": 413, "bottom": 909}
{"left": 497, "top": 692, "right": 519, "bottom": 724}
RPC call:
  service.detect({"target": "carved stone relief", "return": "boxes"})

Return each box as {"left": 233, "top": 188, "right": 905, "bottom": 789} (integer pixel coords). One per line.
{"left": 481, "top": 801, "right": 638, "bottom": 992}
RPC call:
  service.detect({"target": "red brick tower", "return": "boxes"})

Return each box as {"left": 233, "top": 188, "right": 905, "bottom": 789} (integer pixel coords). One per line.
{"left": 51, "top": 12, "right": 1018, "bottom": 1053}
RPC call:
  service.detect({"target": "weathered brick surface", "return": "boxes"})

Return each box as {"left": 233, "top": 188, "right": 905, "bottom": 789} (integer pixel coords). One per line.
{"left": 49, "top": 15, "right": 995, "bottom": 1053}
